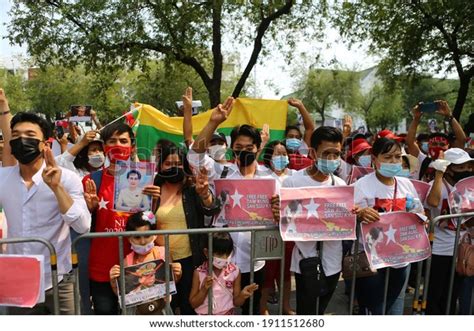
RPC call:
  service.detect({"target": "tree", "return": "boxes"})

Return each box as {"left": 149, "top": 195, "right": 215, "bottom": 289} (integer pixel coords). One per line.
{"left": 0, "top": 69, "right": 30, "bottom": 113}
{"left": 331, "top": 1, "right": 474, "bottom": 120}
{"left": 295, "top": 68, "right": 358, "bottom": 125}
{"left": 8, "top": 1, "right": 323, "bottom": 107}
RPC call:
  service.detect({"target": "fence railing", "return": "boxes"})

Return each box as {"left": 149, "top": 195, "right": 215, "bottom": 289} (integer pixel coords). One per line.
{"left": 2, "top": 211, "right": 473, "bottom": 315}
{"left": 71, "top": 225, "right": 285, "bottom": 315}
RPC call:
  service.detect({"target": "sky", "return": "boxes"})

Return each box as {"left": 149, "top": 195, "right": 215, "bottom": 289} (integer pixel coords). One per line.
{"left": 0, "top": 0, "right": 380, "bottom": 99}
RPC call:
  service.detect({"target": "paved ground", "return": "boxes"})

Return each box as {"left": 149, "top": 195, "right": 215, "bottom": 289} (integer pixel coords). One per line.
{"left": 265, "top": 277, "right": 416, "bottom": 315}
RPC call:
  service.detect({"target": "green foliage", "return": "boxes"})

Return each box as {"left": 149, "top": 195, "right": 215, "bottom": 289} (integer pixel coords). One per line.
{"left": 7, "top": 1, "right": 325, "bottom": 107}
{"left": 294, "top": 67, "right": 358, "bottom": 125}
{"left": 0, "top": 69, "right": 30, "bottom": 113}
{"left": 330, "top": 1, "right": 474, "bottom": 119}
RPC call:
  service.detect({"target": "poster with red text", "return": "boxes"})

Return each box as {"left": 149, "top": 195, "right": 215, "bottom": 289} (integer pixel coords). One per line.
{"left": 279, "top": 186, "right": 356, "bottom": 241}
{"left": 361, "top": 212, "right": 431, "bottom": 269}
{"left": 214, "top": 179, "right": 276, "bottom": 227}
{"left": 348, "top": 166, "right": 374, "bottom": 185}
{"left": 0, "top": 255, "right": 45, "bottom": 307}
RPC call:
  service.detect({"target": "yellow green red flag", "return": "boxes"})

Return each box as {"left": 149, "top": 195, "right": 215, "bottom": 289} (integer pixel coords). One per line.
{"left": 132, "top": 98, "right": 288, "bottom": 160}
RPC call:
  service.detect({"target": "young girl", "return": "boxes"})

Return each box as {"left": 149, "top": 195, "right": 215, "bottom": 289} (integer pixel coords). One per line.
{"left": 189, "top": 232, "right": 258, "bottom": 315}
{"left": 109, "top": 211, "right": 182, "bottom": 314}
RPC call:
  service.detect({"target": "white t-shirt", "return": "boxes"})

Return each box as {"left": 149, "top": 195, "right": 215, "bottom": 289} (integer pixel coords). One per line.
{"left": 282, "top": 169, "right": 346, "bottom": 276}
{"left": 354, "top": 172, "right": 420, "bottom": 268}
{"left": 336, "top": 159, "right": 352, "bottom": 184}
{"left": 188, "top": 151, "right": 274, "bottom": 273}
{"left": 426, "top": 180, "right": 466, "bottom": 256}
{"left": 413, "top": 152, "right": 428, "bottom": 181}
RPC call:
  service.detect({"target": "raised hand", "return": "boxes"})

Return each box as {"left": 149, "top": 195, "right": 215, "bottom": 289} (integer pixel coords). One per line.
{"left": 435, "top": 100, "right": 451, "bottom": 117}
{"left": 0, "top": 88, "right": 10, "bottom": 113}
{"left": 79, "top": 130, "right": 98, "bottom": 147}
{"left": 412, "top": 103, "right": 423, "bottom": 120}
{"left": 84, "top": 178, "right": 99, "bottom": 211}
{"left": 210, "top": 96, "right": 234, "bottom": 125}
{"left": 42, "top": 146, "right": 62, "bottom": 190}
{"left": 287, "top": 98, "right": 304, "bottom": 109}
{"left": 260, "top": 124, "right": 270, "bottom": 148}
{"left": 195, "top": 167, "right": 210, "bottom": 198}
{"left": 182, "top": 87, "right": 193, "bottom": 113}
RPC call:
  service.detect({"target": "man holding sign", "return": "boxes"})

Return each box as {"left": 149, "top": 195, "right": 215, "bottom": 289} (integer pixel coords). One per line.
{"left": 280, "top": 126, "right": 350, "bottom": 315}
{"left": 189, "top": 97, "right": 277, "bottom": 315}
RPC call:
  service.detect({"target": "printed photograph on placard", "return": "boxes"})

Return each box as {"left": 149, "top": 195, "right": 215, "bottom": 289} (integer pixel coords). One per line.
{"left": 117, "top": 259, "right": 176, "bottom": 308}
{"left": 361, "top": 212, "right": 431, "bottom": 269}
{"left": 279, "top": 186, "right": 356, "bottom": 241}
{"left": 69, "top": 105, "right": 92, "bottom": 122}
{"left": 113, "top": 161, "right": 155, "bottom": 212}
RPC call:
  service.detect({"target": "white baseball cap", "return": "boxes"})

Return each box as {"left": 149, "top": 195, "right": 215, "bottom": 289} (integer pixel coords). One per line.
{"left": 443, "top": 148, "right": 474, "bottom": 165}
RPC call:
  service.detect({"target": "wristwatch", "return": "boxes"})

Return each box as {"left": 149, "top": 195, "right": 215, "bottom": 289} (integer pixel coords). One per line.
{"left": 0, "top": 110, "right": 10, "bottom": 116}
{"left": 445, "top": 115, "right": 454, "bottom": 123}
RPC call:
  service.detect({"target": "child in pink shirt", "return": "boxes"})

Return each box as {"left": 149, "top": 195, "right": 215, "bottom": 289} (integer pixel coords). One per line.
{"left": 189, "top": 232, "right": 258, "bottom": 315}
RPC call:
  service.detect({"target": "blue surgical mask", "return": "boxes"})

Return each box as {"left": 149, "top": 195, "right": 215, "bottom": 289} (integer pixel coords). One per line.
{"left": 285, "top": 138, "right": 302, "bottom": 152}
{"left": 378, "top": 162, "right": 402, "bottom": 178}
{"left": 421, "top": 142, "right": 429, "bottom": 153}
{"left": 358, "top": 155, "right": 372, "bottom": 168}
{"left": 271, "top": 155, "right": 289, "bottom": 171}
{"left": 317, "top": 158, "right": 341, "bottom": 174}
{"left": 398, "top": 168, "right": 411, "bottom": 178}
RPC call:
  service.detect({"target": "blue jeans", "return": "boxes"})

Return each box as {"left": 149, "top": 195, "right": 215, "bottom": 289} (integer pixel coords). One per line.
{"left": 388, "top": 264, "right": 411, "bottom": 315}
{"left": 356, "top": 266, "right": 409, "bottom": 315}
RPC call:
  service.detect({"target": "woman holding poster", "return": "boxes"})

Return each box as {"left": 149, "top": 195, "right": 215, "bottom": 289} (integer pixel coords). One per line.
{"left": 354, "top": 137, "right": 422, "bottom": 315}
{"left": 153, "top": 145, "right": 220, "bottom": 315}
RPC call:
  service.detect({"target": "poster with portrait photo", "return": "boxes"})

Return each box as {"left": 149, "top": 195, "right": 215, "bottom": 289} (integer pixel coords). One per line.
{"left": 113, "top": 161, "right": 155, "bottom": 212}
{"left": 69, "top": 105, "right": 92, "bottom": 122}
{"left": 117, "top": 259, "right": 177, "bottom": 308}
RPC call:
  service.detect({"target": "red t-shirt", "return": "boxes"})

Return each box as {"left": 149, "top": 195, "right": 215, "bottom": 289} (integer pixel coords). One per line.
{"left": 288, "top": 153, "right": 314, "bottom": 171}
{"left": 83, "top": 170, "right": 132, "bottom": 282}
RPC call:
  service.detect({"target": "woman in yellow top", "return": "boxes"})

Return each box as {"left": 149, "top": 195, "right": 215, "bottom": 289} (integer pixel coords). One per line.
{"left": 153, "top": 145, "right": 219, "bottom": 315}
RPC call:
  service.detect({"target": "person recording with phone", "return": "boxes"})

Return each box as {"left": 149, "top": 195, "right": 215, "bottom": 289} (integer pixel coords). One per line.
{"left": 406, "top": 100, "right": 466, "bottom": 182}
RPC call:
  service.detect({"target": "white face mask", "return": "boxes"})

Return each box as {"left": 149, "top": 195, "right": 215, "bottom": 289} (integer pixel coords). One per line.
{"left": 88, "top": 153, "right": 105, "bottom": 168}
{"left": 131, "top": 241, "right": 154, "bottom": 255}
{"left": 212, "top": 256, "right": 229, "bottom": 269}
{"left": 358, "top": 154, "right": 372, "bottom": 168}
{"left": 208, "top": 144, "right": 227, "bottom": 161}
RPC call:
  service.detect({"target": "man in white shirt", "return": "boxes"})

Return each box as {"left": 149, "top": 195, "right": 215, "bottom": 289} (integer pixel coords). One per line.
{"left": 188, "top": 97, "right": 275, "bottom": 315}
{"left": 0, "top": 112, "right": 91, "bottom": 314}
{"left": 282, "top": 126, "right": 347, "bottom": 315}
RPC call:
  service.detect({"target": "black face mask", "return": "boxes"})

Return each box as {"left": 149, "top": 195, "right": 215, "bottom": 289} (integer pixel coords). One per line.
{"left": 10, "top": 137, "right": 42, "bottom": 164}
{"left": 156, "top": 167, "right": 185, "bottom": 185}
{"left": 234, "top": 150, "right": 256, "bottom": 167}
{"left": 450, "top": 171, "right": 473, "bottom": 183}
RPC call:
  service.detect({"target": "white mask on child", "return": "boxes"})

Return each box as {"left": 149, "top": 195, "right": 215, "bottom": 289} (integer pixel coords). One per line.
{"left": 131, "top": 242, "right": 154, "bottom": 255}
{"left": 213, "top": 257, "right": 229, "bottom": 269}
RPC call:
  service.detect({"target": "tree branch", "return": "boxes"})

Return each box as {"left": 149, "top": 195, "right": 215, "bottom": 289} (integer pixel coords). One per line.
{"left": 232, "top": 0, "right": 294, "bottom": 97}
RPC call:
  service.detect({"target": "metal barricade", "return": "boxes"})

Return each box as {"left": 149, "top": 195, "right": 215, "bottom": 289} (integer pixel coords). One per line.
{"left": 421, "top": 211, "right": 474, "bottom": 315}
{"left": 71, "top": 225, "right": 285, "bottom": 315}
{"left": 0, "top": 237, "right": 60, "bottom": 315}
